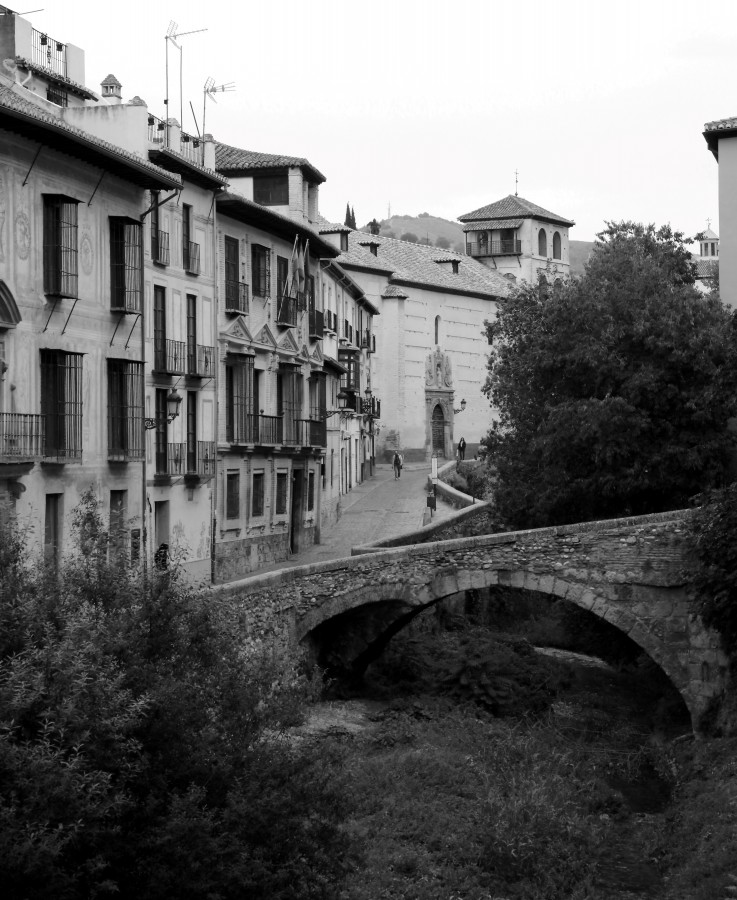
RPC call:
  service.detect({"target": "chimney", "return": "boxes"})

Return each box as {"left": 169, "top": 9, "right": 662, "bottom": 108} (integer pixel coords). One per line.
{"left": 101, "top": 73, "right": 122, "bottom": 103}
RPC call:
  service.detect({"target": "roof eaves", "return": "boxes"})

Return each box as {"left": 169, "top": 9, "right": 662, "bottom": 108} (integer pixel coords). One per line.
{"left": 148, "top": 147, "right": 228, "bottom": 189}
{"left": 14, "top": 56, "right": 99, "bottom": 101}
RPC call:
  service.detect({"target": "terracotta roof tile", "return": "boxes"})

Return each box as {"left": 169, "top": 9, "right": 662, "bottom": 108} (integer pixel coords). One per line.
{"left": 215, "top": 141, "right": 326, "bottom": 184}
{"left": 462, "top": 218, "right": 523, "bottom": 232}
{"left": 459, "top": 194, "right": 574, "bottom": 227}
{"left": 694, "top": 258, "right": 719, "bottom": 279}
{"left": 337, "top": 231, "right": 511, "bottom": 299}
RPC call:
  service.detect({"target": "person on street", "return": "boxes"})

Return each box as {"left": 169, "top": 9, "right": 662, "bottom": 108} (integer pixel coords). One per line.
{"left": 458, "top": 437, "right": 466, "bottom": 461}
{"left": 393, "top": 450, "right": 402, "bottom": 479}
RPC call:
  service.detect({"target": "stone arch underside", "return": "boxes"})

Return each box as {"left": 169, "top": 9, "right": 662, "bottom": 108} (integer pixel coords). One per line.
{"left": 297, "top": 566, "right": 724, "bottom": 727}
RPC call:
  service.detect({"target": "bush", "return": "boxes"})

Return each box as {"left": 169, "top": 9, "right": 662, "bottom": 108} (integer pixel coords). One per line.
{"left": 0, "top": 491, "right": 351, "bottom": 899}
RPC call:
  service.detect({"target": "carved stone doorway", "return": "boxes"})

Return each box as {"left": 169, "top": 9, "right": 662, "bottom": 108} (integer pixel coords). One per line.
{"left": 431, "top": 404, "right": 445, "bottom": 456}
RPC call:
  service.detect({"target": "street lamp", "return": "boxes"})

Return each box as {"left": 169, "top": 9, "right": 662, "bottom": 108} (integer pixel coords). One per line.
{"left": 144, "top": 387, "right": 183, "bottom": 429}
{"left": 453, "top": 398, "right": 467, "bottom": 414}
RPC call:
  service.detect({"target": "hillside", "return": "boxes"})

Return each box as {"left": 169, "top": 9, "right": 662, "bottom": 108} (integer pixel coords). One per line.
{"left": 361, "top": 214, "right": 465, "bottom": 254}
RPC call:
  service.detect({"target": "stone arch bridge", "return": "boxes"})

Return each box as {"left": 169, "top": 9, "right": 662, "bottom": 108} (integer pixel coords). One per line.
{"left": 216, "top": 510, "right": 726, "bottom": 729}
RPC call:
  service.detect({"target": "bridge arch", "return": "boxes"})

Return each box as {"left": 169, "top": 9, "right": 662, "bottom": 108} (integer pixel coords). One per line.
{"left": 298, "top": 565, "right": 703, "bottom": 725}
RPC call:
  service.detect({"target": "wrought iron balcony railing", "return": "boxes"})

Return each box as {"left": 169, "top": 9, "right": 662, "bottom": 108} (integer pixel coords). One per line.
{"left": 167, "top": 441, "right": 215, "bottom": 477}
{"left": 298, "top": 418, "right": 326, "bottom": 447}
{"left": 151, "top": 229, "right": 170, "bottom": 265}
{"left": 277, "top": 294, "right": 297, "bottom": 327}
{"left": 467, "top": 239, "right": 522, "bottom": 257}
{"left": 179, "top": 131, "right": 203, "bottom": 166}
{"left": 154, "top": 339, "right": 186, "bottom": 375}
{"left": 147, "top": 114, "right": 167, "bottom": 145}
{"left": 224, "top": 280, "right": 249, "bottom": 314}
{"left": 184, "top": 241, "right": 201, "bottom": 275}
{"left": 360, "top": 396, "right": 381, "bottom": 418}
{"left": 0, "top": 413, "right": 45, "bottom": 462}
{"left": 309, "top": 309, "right": 324, "bottom": 340}
{"left": 32, "top": 28, "right": 66, "bottom": 76}
{"left": 187, "top": 344, "right": 215, "bottom": 378}
{"left": 256, "top": 414, "right": 282, "bottom": 445}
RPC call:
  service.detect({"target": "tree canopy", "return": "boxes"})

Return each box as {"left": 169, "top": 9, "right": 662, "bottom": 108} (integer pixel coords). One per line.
{"left": 483, "top": 222, "right": 737, "bottom": 529}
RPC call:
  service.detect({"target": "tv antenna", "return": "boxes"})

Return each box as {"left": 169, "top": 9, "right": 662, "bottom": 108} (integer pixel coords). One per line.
{"left": 515, "top": 169, "right": 519, "bottom": 196}
{"left": 202, "top": 76, "right": 235, "bottom": 142}
{"left": 165, "top": 20, "right": 207, "bottom": 145}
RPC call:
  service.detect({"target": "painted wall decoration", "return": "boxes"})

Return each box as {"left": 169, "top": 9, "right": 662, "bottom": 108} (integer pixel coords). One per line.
{"left": 14, "top": 211, "right": 30, "bottom": 260}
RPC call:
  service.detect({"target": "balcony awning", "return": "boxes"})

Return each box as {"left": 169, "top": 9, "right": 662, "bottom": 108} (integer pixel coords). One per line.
{"left": 462, "top": 219, "right": 523, "bottom": 232}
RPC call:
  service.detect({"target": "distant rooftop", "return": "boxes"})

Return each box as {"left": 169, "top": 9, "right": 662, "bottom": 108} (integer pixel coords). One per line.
{"left": 459, "top": 194, "right": 574, "bottom": 228}
{"left": 215, "top": 141, "right": 326, "bottom": 184}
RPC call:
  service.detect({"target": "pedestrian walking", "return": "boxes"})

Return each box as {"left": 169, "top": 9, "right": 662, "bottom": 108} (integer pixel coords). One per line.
{"left": 393, "top": 450, "right": 402, "bottom": 479}
{"left": 458, "top": 437, "right": 466, "bottom": 461}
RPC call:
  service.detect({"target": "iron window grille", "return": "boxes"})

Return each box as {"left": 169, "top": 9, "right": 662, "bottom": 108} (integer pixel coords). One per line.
{"left": 252, "top": 471, "right": 265, "bottom": 516}
{"left": 278, "top": 363, "right": 302, "bottom": 444}
{"left": 40, "top": 349, "right": 83, "bottom": 462}
{"left": 46, "top": 85, "right": 68, "bottom": 107}
{"left": 107, "top": 359, "right": 144, "bottom": 461}
{"left": 224, "top": 236, "right": 249, "bottom": 313}
{"left": 43, "top": 195, "right": 78, "bottom": 297}
{"left": 150, "top": 193, "right": 169, "bottom": 265}
{"left": 226, "top": 472, "right": 240, "bottom": 519}
{"left": 276, "top": 472, "right": 288, "bottom": 515}
{"left": 110, "top": 218, "right": 142, "bottom": 312}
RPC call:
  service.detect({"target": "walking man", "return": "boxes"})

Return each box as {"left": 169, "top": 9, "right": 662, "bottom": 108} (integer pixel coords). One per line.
{"left": 393, "top": 450, "right": 402, "bottom": 479}
{"left": 458, "top": 437, "right": 466, "bottom": 462}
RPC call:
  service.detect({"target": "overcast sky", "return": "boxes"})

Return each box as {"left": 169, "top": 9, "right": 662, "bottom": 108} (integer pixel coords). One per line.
{"left": 27, "top": 0, "right": 737, "bottom": 242}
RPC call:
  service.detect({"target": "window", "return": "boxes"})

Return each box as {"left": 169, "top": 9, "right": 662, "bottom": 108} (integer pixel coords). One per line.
{"left": 43, "top": 195, "right": 78, "bottom": 297}
{"left": 153, "top": 285, "right": 166, "bottom": 371}
{"left": 46, "top": 85, "right": 68, "bottom": 107}
{"left": 183, "top": 204, "right": 200, "bottom": 274}
{"left": 434, "top": 315, "right": 440, "bottom": 345}
{"left": 226, "top": 472, "right": 240, "bottom": 519}
{"left": 44, "top": 493, "right": 63, "bottom": 569}
{"left": 252, "top": 244, "right": 271, "bottom": 298}
{"left": 338, "top": 349, "right": 360, "bottom": 392}
{"left": 552, "top": 231, "right": 561, "bottom": 260}
{"left": 307, "top": 470, "right": 315, "bottom": 511}
{"left": 278, "top": 364, "right": 302, "bottom": 444}
{"left": 253, "top": 174, "right": 289, "bottom": 206}
{"left": 277, "top": 255, "right": 289, "bottom": 298}
{"left": 340, "top": 232, "right": 348, "bottom": 252}
{"left": 110, "top": 218, "right": 142, "bottom": 312}
{"left": 538, "top": 228, "right": 547, "bottom": 257}
{"left": 252, "top": 471, "right": 265, "bottom": 516}
{"left": 107, "top": 359, "right": 144, "bottom": 460}
{"left": 276, "top": 471, "right": 288, "bottom": 515}
{"left": 109, "top": 490, "right": 127, "bottom": 562}
{"left": 155, "top": 387, "right": 168, "bottom": 475}
{"left": 151, "top": 191, "right": 169, "bottom": 265}
{"left": 186, "top": 294, "right": 197, "bottom": 376}
{"left": 40, "top": 349, "right": 83, "bottom": 461}
{"left": 186, "top": 391, "right": 197, "bottom": 474}
{"left": 225, "top": 356, "right": 254, "bottom": 443}
{"left": 224, "top": 236, "right": 246, "bottom": 312}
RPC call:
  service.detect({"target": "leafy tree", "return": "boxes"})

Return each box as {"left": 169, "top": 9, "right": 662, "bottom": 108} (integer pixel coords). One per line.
{"left": 0, "top": 492, "right": 352, "bottom": 899}
{"left": 436, "top": 236, "right": 451, "bottom": 249}
{"left": 400, "top": 232, "right": 418, "bottom": 243}
{"left": 483, "top": 222, "right": 737, "bottom": 528}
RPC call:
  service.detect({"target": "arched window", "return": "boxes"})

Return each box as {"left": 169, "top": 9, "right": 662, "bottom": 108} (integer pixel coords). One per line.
{"left": 552, "top": 231, "right": 561, "bottom": 260}
{"left": 538, "top": 228, "right": 547, "bottom": 257}
{"left": 434, "top": 315, "right": 440, "bottom": 345}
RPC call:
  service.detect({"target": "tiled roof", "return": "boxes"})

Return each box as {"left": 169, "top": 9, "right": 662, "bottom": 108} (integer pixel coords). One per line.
{"left": 462, "top": 218, "right": 523, "bottom": 232}
{"left": 319, "top": 221, "right": 351, "bottom": 234}
{"left": 382, "top": 285, "right": 409, "bottom": 298}
{"left": 0, "top": 83, "right": 180, "bottom": 190}
{"left": 459, "top": 194, "right": 574, "bottom": 227}
{"left": 215, "top": 141, "right": 326, "bottom": 184}
{"left": 703, "top": 117, "right": 737, "bottom": 158}
{"left": 15, "top": 56, "right": 98, "bottom": 101}
{"left": 700, "top": 227, "right": 719, "bottom": 240}
{"left": 337, "top": 231, "right": 511, "bottom": 299}
{"left": 704, "top": 116, "right": 737, "bottom": 132}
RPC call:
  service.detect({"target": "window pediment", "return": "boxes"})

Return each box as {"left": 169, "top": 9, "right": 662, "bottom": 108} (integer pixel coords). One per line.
{"left": 0, "top": 280, "right": 21, "bottom": 329}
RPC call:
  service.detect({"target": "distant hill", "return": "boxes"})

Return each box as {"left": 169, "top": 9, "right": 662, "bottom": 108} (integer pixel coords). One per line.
{"left": 361, "top": 214, "right": 465, "bottom": 254}
{"left": 569, "top": 240, "right": 595, "bottom": 277}
{"left": 361, "top": 215, "right": 596, "bottom": 277}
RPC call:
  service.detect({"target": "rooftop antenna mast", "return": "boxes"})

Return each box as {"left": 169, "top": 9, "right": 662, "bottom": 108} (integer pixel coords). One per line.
{"left": 515, "top": 169, "right": 519, "bottom": 197}
{"left": 202, "top": 76, "right": 235, "bottom": 146}
{"left": 165, "top": 20, "right": 207, "bottom": 146}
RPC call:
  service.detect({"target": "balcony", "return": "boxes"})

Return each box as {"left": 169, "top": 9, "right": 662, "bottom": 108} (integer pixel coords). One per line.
{"left": 154, "top": 339, "right": 186, "bottom": 375}
{"left": 0, "top": 413, "right": 45, "bottom": 464}
{"left": 360, "top": 396, "right": 381, "bottom": 418}
{"left": 309, "top": 309, "right": 324, "bottom": 340}
{"left": 184, "top": 241, "right": 201, "bottom": 275}
{"left": 256, "top": 414, "right": 282, "bottom": 445}
{"left": 467, "top": 239, "right": 522, "bottom": 258}
{"left": 225, "top": 280, "right": 249, "bottom": 315}
{"left": 147, "top": 114, "right": 168, "bottom": 145}
{"left": 187, "top": 344, "right": 215, "bottom": 378}
{"left": 152, "top": 230, "right": 170, "bottom": 265}
{"left": 167, "top": 441, "right": 215, "bottom": 479}
{"left": 360, "top": 330, "right": 372, "bottom": 350}
{"left": 32, "top": 28, "right": 66, "bottom": 77}
{"left": 298, "top": 418, "right": 326, "bottom": 448}
{"left": 179, "top": 131, "right": 203, "bottom": 166}
{"left": 277, "top": 294, "right": 297, "bottom": 328}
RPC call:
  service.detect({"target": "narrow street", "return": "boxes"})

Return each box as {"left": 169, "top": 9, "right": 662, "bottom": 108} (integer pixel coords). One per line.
{"left": 254, "top": 463, "right": 457, "bottom": 574}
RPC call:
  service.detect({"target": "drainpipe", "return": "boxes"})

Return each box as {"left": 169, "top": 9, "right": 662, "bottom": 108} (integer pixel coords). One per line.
{"left": 210, "top": 187, "right": 219, "bottom": 584}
